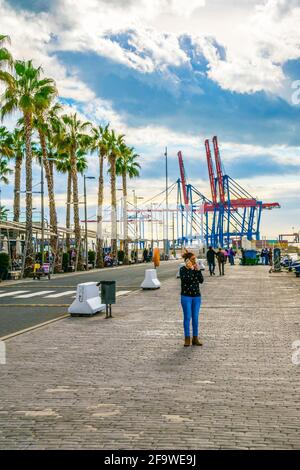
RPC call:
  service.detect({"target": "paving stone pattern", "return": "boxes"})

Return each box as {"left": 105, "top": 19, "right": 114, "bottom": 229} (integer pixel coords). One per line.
{"left": 1, "top": 264, "right": 300, "bottom": 449}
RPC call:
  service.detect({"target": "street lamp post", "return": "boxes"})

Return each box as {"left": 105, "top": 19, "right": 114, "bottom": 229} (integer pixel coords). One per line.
{"left": 151, "top": 203, "right": 154, "bottom": 251}
{"left": 40, "top": 162, "right": 45, "bottom": 263}
{"left": 164, "top": 147, "right": 169, "bottom": 259}
{"left": 132, "top": 190, "right": 144, "bottom": 262}
{"left": 84, "top": 175, "right": 95, "bottom": 271}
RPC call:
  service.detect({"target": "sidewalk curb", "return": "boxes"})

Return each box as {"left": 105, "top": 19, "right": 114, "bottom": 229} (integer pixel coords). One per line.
{"left": 0, "top": 260, "right": 180, "bottom": 287}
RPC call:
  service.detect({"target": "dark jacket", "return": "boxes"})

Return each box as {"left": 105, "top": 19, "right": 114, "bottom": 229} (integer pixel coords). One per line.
{"left": 179, "top": 266, "right": 204, "bottom": 297}
{"left": 216, "top": 251, "right": 225, "bottom": 263}
{"left": 206, "top": 248, "right": 216, "bottom": 263}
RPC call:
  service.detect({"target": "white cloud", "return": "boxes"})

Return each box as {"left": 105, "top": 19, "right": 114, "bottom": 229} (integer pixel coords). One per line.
{"left": 0, "top": 0, "right": 95, "bottom": 102}
{"left": 3, "top": 0, "right": 300, "bottom": 99}
{"left": 202, "top": 0, "right": 300, "bottom": 96}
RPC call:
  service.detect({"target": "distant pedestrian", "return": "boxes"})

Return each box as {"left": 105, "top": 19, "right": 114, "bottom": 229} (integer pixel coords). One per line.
{"left": 216, "top": 248, "right": 225, "bottom": 276}
{"left": 206, "top": 246, "right": 216, "bottom": 276}
{"left": 241, "top": 247, "right": 246, "bottom": 265}
{"left": 143, "top": 247, "right": 148, "bottom": 263}
{"left": 268, "top": 248, "right": 273, "bottom": 266}
{"left": 179, "top": 251, "right": 204, "bottom": 347}
{"left": 262, "top": 248, "right": 268, "bottom": 265}
{"left": 228, "top": 247, "right": 235, "bottom": 265}
{"left": 224, "top": 248, "right": 229, "bottom": 263}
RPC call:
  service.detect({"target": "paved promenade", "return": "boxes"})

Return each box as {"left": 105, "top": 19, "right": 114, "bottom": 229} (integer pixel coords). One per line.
{"left": 1, "top": 263, "right": 300, "bottom": 449}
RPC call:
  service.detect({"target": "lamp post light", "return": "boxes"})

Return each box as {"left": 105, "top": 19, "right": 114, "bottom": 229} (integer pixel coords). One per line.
{"left": 132, "top": 190, "right": 144, "bottom": 261}
{"left": 84, "top": 175, "right": 96, "bottom": 270}
{"left": 117, "top": 189, "right": 123, "bottom": 251}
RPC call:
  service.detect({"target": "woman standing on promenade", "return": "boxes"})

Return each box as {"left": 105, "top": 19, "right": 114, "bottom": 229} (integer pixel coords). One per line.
{"left": 179, "top": 251, "right": 204, "bottom": 347}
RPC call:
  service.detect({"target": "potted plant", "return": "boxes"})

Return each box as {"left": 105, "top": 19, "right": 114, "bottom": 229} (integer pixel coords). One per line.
{"left": 117, "top": 250, "right": 125, "bottom": 265}
{"left": 88, "top": 250, "right": 96, "bottom": 269}
{"left": 0, "top": 252, "right": 10, "bottom": 281}
{"left": 62, "top": 252, "right": 70, "bottom": 273}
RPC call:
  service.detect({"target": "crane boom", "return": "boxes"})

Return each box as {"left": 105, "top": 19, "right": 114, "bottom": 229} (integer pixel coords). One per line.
{"left": 177, "top": 151, "right": 189, "bottom": 206}
{"left": 205, "top": 139, "right": 217, "bottom": 205}
{"left": 212, "top": 136, "right": 225, "bottom": 204}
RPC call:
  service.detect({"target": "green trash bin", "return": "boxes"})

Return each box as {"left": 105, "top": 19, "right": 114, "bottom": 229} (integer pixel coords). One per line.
{"left": 100, "top": 281, "right": 116, "bottom": 318}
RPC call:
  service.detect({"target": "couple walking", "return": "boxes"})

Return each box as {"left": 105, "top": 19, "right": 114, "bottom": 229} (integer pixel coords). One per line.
{"left": 206, "top": 246, "right": 226, "bottom": 276}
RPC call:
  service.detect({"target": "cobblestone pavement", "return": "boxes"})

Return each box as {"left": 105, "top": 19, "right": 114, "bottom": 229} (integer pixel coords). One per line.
{"left": 1, "top": 263, "right": 300, "bottom": 449}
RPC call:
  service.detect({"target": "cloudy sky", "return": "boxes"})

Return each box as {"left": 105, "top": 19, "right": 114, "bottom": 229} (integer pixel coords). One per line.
{"left": 1, "top": 0, "right": 300, "bottom": 239}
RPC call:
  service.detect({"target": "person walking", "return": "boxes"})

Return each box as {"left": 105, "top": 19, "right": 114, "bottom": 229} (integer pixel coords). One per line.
{"left": 268, "top": 248, "right": 273, "bottom": 266}
{"left": 229, "top": 247, "right": 235, "bottom": 265}
{"left": 262, "top": 248, "right": 268, "bottom": 265}
{"left": 206, "top": 246, "right": 216, "bottom": 276}
{"left": 179, "top": 251, "right": 204, "bottom": 347}
{"left": 143, "top": 247, "right": 148, "bottom": 263}
{"left": 216, "top": 248, "right": 225, "bottom": 276}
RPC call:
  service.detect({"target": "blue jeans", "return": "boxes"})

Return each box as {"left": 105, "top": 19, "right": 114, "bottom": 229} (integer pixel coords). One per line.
{"left": 181, "top": 295, "right": 201, "bottom": 337}
{"left": 208, "top": 261, "right": 215, "bottom": 275}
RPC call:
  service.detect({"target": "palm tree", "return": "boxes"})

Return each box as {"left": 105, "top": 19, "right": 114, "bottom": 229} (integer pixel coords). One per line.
{"left": 55, "top": 151, "right": 72, "bottom": 251}
{"left": 10, "top": 128, "right": 24, "bottom": 222}
{"left": 0, "top": 126, "right": 13, "bottom": 218}
{"left": 0, "top": 126, "right": 13, "bottom": 159}
{"left": 34, "top": 95, "right": 60, "bottom": 266}
{"left": 91, "top": 124, "right": 110, "bottom": 268}
{"left": 0, "top": 34, "right": 13, "bottom": 70}
{"left": 116, "top": 144, "right": 140, "bottom": 264}
{"left": 0, "top": 205, "right": 9, "bottom": 221}
{"left": 0, "top": 60, "right": 56, "bottom": 273}
{"left": 0, "top": 156, "right": 13, "bottom": 216}
{"left": 0, "top": 156, "right": 13, "bottom": 185}
{"left": 107, "top": 130, "right": 124, "bottom": 258}
{"left": 58, "top": 113, "right": 91, "bottom": 270}
{"left": 56, "top": 150, "right": 88, "bottom": 253}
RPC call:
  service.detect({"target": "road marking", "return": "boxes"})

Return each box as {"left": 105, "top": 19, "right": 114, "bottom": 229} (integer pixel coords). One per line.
{"left": 44, "top": 290, "right": 77, "bottom": 298}
{"left": 0, "top": 304, "right": 69, "bottom": 307}
{"left": 116, "top": 290, "right": 131, "bottom": 296}
{"left": 14, "top": 290, "right": 55, "bottom": 298}
{"left": 0, "top": 314, "right": 70, "bottom": 341}
{"left": 0, "top": 290, "right": 29, "bottom": 298}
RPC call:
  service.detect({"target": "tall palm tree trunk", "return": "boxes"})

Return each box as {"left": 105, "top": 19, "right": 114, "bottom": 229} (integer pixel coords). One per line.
{"left": 122, "top": 171, "right": 129, "bottom": 264}
{"left": 66, "top": 170, "right": 72, "bottom": 252}
{"left": 13, "top": 153, "right": 22, "bottom": 222}
{"left": 70, "top": 147, "right": 83, "bottom": 270}
{"left": 24, "top": 113, "right": 33, "bottom": 275}
{"left": 38, "top": 129, "right": 59, "bottom": 270}
{"left": 110, "top": 155, "right": 117, "bottom": 258}
{"left": 96, "top": 150, "right": 104, "bottom": 268}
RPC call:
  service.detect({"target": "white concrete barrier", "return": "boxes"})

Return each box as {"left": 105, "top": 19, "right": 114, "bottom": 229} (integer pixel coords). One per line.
{"left": 141, "top": 269, "right": 161, "bottom": 289}
{"left": 68, "top": 282, "right": 106, "bottom": 316}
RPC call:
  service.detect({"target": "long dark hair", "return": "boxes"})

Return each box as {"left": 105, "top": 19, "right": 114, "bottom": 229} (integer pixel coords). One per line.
{"left": 182, "top": 251, "right": 194, "bottom": 261}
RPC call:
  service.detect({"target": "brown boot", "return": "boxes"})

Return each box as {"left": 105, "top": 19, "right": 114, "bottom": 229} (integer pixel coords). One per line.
{"left": 184, "top": 336, "right": 191, "bottom": 347}
{"left": 192, "top": 336, "right": 203, "bottom": 346}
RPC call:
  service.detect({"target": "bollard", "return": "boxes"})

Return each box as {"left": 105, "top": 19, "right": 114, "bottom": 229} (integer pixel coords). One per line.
{"left": 68, "top": 282, "right": 105, "bottom": 316}
{"left": 141, "top": 269, "right": 161, "bottom": 289}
